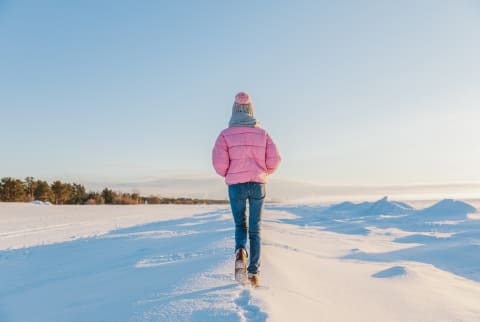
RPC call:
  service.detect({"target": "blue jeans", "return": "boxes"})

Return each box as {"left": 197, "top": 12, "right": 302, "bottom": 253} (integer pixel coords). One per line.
{"left": 228, "top": 182, "right": 266, "bottom": 275}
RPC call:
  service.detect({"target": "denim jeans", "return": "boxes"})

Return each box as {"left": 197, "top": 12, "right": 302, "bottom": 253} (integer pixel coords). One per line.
{"left": 228, "top": 182, "right": 266, "bottom": 275}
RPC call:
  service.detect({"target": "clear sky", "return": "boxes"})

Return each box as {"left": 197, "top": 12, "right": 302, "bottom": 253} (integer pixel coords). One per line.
{"left": 1, "top": 1, "right": 479, "bottom": 198}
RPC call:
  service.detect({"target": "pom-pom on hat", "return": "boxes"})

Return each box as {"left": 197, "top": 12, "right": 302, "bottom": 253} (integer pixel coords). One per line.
{"left": 235, "top": 92, "right": 251, "bottom": 105}
{"left": 232, "top": 91, "right": 254, "bottom": 116}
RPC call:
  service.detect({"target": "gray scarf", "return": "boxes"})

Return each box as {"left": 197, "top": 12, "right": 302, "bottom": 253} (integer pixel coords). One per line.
{"left": 229, "top": 112, "right": 259, "bottom": 128}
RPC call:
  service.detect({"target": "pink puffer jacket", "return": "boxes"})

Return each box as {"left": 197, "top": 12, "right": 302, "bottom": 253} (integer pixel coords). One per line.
{"left": 212, "top": 127, "right": 281, "bottom": 185}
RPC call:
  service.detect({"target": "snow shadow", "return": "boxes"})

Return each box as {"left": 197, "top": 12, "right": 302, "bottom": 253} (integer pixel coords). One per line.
{"left": 0, "top": 208, "right": 262, "bottom": 321}
{"left": 266, "top": 204, "right": 371, "bottom": 236}
{"left": 268, "top": 199, "right": 480, "bottom": 282}
{"left": 371, "top": 266, "right": 407, "bottom": 278}
{"left": 344, "top": 233, "right": 480, "bottom": 282}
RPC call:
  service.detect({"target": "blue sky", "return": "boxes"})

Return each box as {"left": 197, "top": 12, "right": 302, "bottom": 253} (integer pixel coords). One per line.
{"left": 1, "top": 1, "right": 479, "bottom": 198}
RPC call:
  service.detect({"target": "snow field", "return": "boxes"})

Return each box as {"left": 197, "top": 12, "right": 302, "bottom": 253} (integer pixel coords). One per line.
{"left": 1, "top": 200, "right": 479, "bottom": 321}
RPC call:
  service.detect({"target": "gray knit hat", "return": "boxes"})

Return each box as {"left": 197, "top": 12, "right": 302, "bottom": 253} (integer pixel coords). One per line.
{"left": 232, "top": 92, "right": 254, "bottom": 117}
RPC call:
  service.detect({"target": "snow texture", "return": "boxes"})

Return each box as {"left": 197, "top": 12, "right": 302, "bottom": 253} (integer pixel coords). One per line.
{"left": 0, "top": 198, "right": 479, "bottom": 321}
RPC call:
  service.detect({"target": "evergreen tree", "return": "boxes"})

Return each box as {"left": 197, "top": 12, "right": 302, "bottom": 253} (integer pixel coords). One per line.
{"left": 68, "top": 183, "right": 88, "bottom": 204}
{"left": 24, "top": 177, "right": 37, "bottom": 201}
{"left": 34, "top": 180, "right": 54, "bottom": 202}
{"left": 51, "top": 181, "right": 72, "bottom": 205}
{"left": 101, "top": 188, "right": 115, "bottom": 204}
{"left": 0, "top": 177, "right": 27, "bottom": 202}
{"left": 0, "top": 176, "right": 227, "bottom": 205}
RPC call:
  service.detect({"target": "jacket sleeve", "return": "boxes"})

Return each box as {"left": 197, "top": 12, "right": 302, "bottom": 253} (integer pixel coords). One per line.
{"left": 265, "top": 133, "right": 281, "bottom": 174}
{"left": 212, "top": 132, "right": 230, "bottom": 177}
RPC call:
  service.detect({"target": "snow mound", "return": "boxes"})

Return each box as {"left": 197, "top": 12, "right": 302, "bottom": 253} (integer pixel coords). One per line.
{"left": 326, "top": 201, "right": 371, "bottom": 215}
{"left": 372, "top": 266, "right": 407, "bottom": 278}
{"left": 418, "top": 199, "right": 477, "bottom": 219}
{"left": 325, "top": 196, "right": 415, "bottom": 216}
{"left": 29, "top": 200, "right": 52, "bottom": 205}
{"left": 363, "top": 196, "right": 414, "bottom": 216}
{"left": 324, "top": 197, "right": 478, "bottom": 219}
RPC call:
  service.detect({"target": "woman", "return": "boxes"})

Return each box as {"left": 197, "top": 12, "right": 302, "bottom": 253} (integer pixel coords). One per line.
{"left": 212, "top": 92, "right": 281, "bottom": 287}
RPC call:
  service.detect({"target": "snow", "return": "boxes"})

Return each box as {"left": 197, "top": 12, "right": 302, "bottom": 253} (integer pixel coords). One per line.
{"left": 29, "top": 200, "right": 52, "bottom": 206}
{"left": 0, "top": 203, "right": 224, "bottom": 250}
{"left": 371, "top": 265, "right": 407, "bottom": 278}
{"left": 1, "top": 199, "right": 480, "bottom": 321}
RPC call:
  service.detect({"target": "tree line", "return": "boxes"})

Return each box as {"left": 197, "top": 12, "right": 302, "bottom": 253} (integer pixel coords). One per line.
{"left": 0, "top": 177, "right": 228, "bottom": 205}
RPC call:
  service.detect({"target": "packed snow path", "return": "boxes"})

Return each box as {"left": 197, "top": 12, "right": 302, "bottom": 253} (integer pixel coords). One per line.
{"left": 1, "top": 202, "right": 480, "bottom": 321}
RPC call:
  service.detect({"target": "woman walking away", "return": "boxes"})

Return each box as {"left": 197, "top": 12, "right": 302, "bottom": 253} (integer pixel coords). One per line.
{"left": 212, "top": 92, "right": 281, "bottom": 287}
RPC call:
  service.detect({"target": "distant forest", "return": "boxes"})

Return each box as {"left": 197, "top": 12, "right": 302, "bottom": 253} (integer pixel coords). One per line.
{"left": 0, "top": 177, "right": 228, "bottom": 205}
